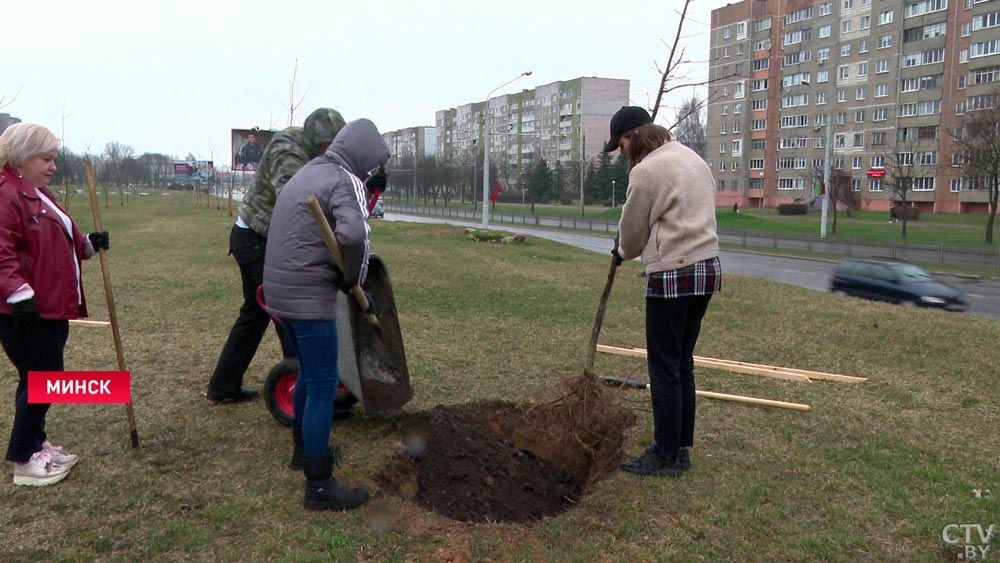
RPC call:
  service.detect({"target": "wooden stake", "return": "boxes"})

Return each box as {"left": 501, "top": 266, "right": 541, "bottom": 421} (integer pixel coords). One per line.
{"left": 695, "top": 390, "right": 812, "bottom": 412}
{"left": 85, "top": 159, "right": 140, "bottom": 448}
{"left": 69, "top": 319, "right": 111, "bottom": 328}
{"left": 595, "top": 344, "right": 865, "bottom": 383}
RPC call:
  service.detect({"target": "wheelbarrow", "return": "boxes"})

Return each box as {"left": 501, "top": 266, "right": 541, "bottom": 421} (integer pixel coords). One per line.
{"left": 257, "top": 253, "right": 413, "bottom": 426}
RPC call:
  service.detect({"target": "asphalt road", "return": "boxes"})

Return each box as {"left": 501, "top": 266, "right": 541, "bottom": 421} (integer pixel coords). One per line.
{"left": 384, "top": 212, "right": 1000, "bottom": 320}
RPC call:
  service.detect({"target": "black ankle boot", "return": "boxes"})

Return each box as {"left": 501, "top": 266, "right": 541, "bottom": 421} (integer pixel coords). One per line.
{"left": 288, "top": 427, "right": 304, "bottom": 471}
{"left": 302, "top": 447, "right": 369, "bottom": 511}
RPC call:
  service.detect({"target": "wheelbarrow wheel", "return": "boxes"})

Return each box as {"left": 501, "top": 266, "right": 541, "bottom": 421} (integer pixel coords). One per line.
{"left": 263, "top": 358, "right": 359, "bottom": 427}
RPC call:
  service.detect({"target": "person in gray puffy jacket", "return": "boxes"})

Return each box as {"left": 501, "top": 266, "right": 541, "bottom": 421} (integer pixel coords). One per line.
{"left": 263, "top": 118, "right": 390, "bottom": 511}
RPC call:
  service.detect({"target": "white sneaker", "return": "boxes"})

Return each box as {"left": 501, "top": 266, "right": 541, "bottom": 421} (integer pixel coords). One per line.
{"left": 43, "top": 441, "right": 79, "bottom": 469}
{"left": 13, "top": 451, "right": 71, "bottom": 486}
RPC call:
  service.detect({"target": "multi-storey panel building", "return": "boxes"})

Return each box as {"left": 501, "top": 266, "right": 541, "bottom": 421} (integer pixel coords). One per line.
{"left": 382, "top": 126, "right": 438, "bottom": 169}
{"left": 709, "top": 0, "right": 998, "bottom": 214}
{"left": 435, "top": 77, "right": 628, "bottom": 190}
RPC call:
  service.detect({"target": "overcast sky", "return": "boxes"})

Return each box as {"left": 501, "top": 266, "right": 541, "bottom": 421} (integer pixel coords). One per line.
{"left": 4, "top": 0, "right": 716, "bottom": 163}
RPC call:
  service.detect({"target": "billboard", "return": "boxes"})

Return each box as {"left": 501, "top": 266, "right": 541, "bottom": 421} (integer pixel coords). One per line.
{"left": 173, "top": 160, "right": 215, "bottom": 184}
{"left": 232, "top": 128, "right": 274, "bottom": 171}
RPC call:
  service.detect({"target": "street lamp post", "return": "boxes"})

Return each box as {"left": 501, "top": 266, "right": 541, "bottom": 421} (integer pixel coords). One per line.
{"left": 483, "top": 71, "right": 532, "bottom": 228}
{"left": 612, "top": 179, "right": 616, "bottom": 207}
{"left": 800, "top": 79, "right": 831, "bottom": 238}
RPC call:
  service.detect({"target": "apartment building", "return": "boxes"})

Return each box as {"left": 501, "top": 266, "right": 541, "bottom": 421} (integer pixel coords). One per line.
{"left": 382, "top": 126, "right": 439, "bottom": 169}
{"left": 709, "top": 0, "right": 999, "bottom": 213}
{"left": 434, "top": 77, "right": 628, "bottom": 190}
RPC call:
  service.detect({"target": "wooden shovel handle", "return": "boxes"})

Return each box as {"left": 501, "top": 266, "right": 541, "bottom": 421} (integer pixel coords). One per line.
{"left": 305, "top": 196, "right": 378, "bottom": 326}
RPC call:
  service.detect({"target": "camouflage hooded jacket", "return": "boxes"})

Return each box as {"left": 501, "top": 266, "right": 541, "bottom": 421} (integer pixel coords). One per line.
{"left": 237, "top": 127, "right": 310, "bottom": 237}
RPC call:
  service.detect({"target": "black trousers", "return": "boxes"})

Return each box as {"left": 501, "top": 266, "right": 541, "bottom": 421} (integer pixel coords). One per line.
{"left": 1, "top": 316, "right": 69, "bottom": 462}
{"left": 645, "top": 294, "right": 712, "bottom": 455}
{"left": 208, "top": 225, "right": 293, "bottom": 397}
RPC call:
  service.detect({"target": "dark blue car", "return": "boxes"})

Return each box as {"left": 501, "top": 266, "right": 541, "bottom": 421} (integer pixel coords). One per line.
{"left": 829, "top": 258, "right": 968, "bottom": 312}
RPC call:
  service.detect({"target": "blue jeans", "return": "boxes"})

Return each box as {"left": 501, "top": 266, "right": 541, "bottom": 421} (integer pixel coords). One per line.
{"left": 281, "top": 319, "right": 339, "bottom": 455}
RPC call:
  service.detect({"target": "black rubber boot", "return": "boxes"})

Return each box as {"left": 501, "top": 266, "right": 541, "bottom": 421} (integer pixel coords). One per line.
{"left": 302, "top": 448, "right": 369, "bottom": 511}
{"left": 288, "top": 426, "right": 304, "bottom": 471}
{"left": 646, "top": 444, "right": 692, "bottom": 470}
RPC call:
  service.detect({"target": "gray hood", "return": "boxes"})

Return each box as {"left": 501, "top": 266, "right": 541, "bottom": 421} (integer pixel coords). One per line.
{"left": 325, "top": 119, "right": 391, "bottom": 178}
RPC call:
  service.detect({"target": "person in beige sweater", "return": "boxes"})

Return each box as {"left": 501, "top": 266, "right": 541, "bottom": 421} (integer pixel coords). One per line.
{"left": 606, "top": 106, "right": 722, "bottom": 477}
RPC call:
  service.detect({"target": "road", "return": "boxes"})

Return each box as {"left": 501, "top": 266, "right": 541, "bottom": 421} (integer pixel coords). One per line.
{"left": 384, "top": 212, "right": 1000, "bottom": 320}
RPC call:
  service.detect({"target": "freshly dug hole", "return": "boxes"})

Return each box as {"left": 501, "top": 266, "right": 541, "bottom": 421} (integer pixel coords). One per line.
{"left": 377, "top": 377, "right": 635, "bottom": 523}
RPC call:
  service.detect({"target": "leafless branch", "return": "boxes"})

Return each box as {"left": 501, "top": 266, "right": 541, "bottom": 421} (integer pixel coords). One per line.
{"left": 650, "top": 0, "right": 693, "bottom": 121}
{"left": 0, "top": 86, "right": 23, "bottom": 110}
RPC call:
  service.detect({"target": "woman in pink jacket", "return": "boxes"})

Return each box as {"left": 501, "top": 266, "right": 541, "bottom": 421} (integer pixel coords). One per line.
{"left": 0, "top": 123, "right": 109, "bottom": 486}
{"left": 606, "top": 107, "right": 722, "bottom": 478}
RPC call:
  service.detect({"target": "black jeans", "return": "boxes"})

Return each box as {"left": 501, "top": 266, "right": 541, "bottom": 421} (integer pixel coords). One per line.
{"left": 645, "top": 294, "right": 712, "bottom": 455}
{"left": 1, "top": 315, "right": 69, "bottom": 462}
{"left": 208, "top": 225, "right": 294, "bottom": 397}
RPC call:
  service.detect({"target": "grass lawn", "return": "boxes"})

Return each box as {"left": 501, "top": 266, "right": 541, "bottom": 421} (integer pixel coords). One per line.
{"left": 1, "top": 192, "right": 997, "bottom": 562}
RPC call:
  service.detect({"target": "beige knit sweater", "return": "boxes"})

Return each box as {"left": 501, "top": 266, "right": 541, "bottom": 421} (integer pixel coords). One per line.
{"left": 617, "top": 141, "right": 720, "bottom": 274}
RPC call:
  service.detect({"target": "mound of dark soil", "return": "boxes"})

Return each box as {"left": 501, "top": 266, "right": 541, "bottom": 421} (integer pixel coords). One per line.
{"left": 377, "top": 380, "right": 635, "bottom": 524}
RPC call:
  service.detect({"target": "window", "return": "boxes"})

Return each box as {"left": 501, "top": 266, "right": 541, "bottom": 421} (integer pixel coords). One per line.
{"left": 876, "top": 59, "right": 891, "bottom": 73}
{"left": 751, "top": 119, "right": 767, "bottom": 131}
{"left": 736, "top": 22, "right": 747, "bottom": 40}
{"left": 856, "top": 110, "right": 866, "bottom": 122}
{"left": 875, "top": 83, "right": 889, "bottom": 97}
{"left": 843, "top": 0, "right": 854, "bottom": 10}
{"left": 896, "top": 152, "right": 914, "bottom": 166}
{"left": 860, "top": 16, "right": 870, "bottom": 30}
{"left": 722, "top": 26, "right": 732, "bottom": 40}
{"left": 879, "top": 10, "right": 894, "bottom": 24}
{"left": 780, "top": 137, "right": 809, "bottom": 149}
{"left": 719, "top": 160, "right": 726, "bottom": 172}
{"left": 722, "top": 105, "right": 729, "bottom": 115}
{"left": 818, "top": 70, "right": 830, "bottom": 83}
{"left": 973, "top": 66, "right": 1000, "bottom": 85}
{"left": 839, "top": 89, "right": 849, "bottom": 102}
{"left": 819, "top": 24, "right": 833, "bottom": 38}
{"left": 841, "top": 43, "right": 852, "bottom": 56}
{"left": 918, "top": 151, "right": 937, "bottom": 165}
{"left": 879, "top": 34, "right": 893, "bottom": 49}
{"left": 853, "top": 156, "right": 863, "bottom": 168}
{"left": 859, "top": 39, "right": 870, "bottom": 53}
{"left": 732, "top": 160, "right": 740, "bottom": 171}
{"left": 972, "top": 10, "right": 1000, "bottom": 31}
{"left": 817, "top": 92, "right": 829, "bottom": 104}
{"left": 959, "top": 75, "right": 967, "bottom": 89}
{"left": 720, "top": 123, "right": 728, "bottom": 134}
{"left": 871, "top": 155, "right": 885, "bottom": 168}
{"left": 752, "top": 99, "right": 768, "bottom": 111}
{"left": 818, "top": 47, "right": 831, "bottom": 62}
{"left": 784, "top": 29, "right": 812, "bottom": 46}
{"left": 873, "top": 107, "right": 888, "bottom": 120}
{"left": 858, "top": 62, "right": 869, "bottom": 76}
{"left": 754, "top": 17, "right": 771, "bottom": 32}
{"left": 723, "top": 46, "right": 731, "bottom": 58}
{"left": 785, "top": 6, "right": 815, "bottom": 25}
{"left": 816, "top": 114, "right": 828, "bottom": 127}
{"left": 750, "top": 158, "right": 765, "bottom": 169}
{"left": 753, "top": 79, "right": 769, "bottom": 91}
{"left": 870, "top": 179, "right": 884, "bottom": 192}
{"left": 852, "top": 179, "right": 862, "bottom": 192}
{"left": 753, "top": 57, "right": 770, "bottom": 71}
{"left": 720, "top": 142, "right": 727, "bottom": 154}
{"left": 734, "top": 122, "right": 741, "bottom": 133}
{"left": 971, "top": 39, "right": 1000, "bottom": 58}
{"left": 735, "top": 82, "right": 745, "bottom": 98}
{"left": 872, "top": 131, "right": 886, "bottom": 145}
{"left": 854, "top": 133, "right": 864, "bottom": 147}
{"left": 755, "top": 39, "right": 771, "bottom": 51}
{"left": 778, "top": 178, "right": 807, "bottom": 190}
{"left": 913, "top": 177, "right": 936, "bottom": 191}
{"left": 821, "top": 2, "right": 833, "bottom": 15}
{"left": 734, "top": 103, "right": 742, "bottom": 114}
{"left": 751, "top": 139, "right": 766, "bottom": 150}
{"left": 839, "top": 65, "right": 851, "bottom": 80}
{"left": 905, "top": 0, "right": 948, "bottom": 18}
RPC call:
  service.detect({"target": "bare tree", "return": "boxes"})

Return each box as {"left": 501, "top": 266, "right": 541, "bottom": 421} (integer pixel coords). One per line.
{"left": 278, "top": 59, "right": 310, "bottom": 126}
{"left": 956, "top": 90, "right": 1000, "bottom": 243}
{"left": 672, "top": 95, "right": 707, "bottom": 159}
{"left": 880, "top": 138, "right": 936, "bottom": 239}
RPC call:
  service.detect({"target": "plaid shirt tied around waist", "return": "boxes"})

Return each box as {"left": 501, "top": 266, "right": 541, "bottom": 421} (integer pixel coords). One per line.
{"left": 645, "top": 257, "right": 722, "bottom": 299}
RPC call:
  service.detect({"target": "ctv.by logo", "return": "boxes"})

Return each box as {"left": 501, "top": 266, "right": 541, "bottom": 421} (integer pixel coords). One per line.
{"left": 942, "top": 523, "right": 996, "bottom": 561}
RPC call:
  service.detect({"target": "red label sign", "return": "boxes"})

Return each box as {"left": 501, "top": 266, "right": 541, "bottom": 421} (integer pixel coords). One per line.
{"left": 28, "top": 371, "right": 131, "bottom": 403}
{"left": 866, "top": 169, "right": 886, "bottom": 178}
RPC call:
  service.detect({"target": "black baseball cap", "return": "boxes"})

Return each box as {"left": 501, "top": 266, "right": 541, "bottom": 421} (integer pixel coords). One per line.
{"left": 603, "top": 106, "right": 653, "bottom": 152}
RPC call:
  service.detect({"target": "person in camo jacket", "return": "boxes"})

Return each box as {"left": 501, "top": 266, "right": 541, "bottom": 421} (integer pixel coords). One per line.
{"left": 207, "top": 108, "right": 346, "bottom": 404}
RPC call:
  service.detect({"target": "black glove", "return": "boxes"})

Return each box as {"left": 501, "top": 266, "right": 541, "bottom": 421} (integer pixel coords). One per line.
{"left": 611, "top": 237, "right": 623, "bottom": 267}
{"left": 363, "top": 291, "right": 378, "bottom": 316}
{"left": 11, "top": 298, "right": 41, "bottom": 329}
{"left": 365, "top": 166, "right": 388, "bottom": 192}
{"left": 332, "top": 266, "right": 353, "bottom": 295}
{"left": 89, "top": 231, "right": 110, "bottom": 251}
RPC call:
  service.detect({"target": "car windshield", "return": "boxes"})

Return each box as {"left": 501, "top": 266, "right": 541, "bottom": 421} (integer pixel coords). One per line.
{"left": 890, "top": 263, "right": 934, "bottom": 282}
